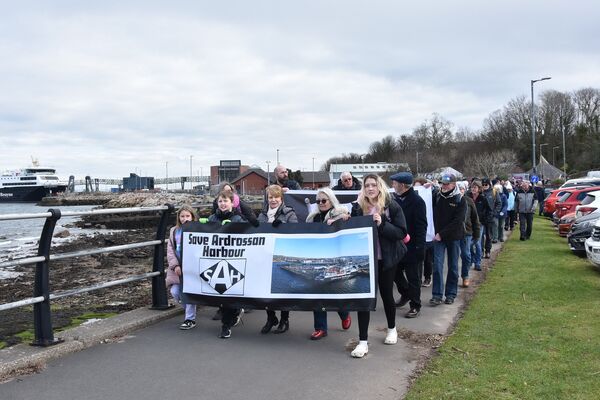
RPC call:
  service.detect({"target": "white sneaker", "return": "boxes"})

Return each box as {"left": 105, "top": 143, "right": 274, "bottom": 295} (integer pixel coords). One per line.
{"left": 351, "top": 341, "right": 369, "bottom": 358}
{"left": 384, "top": 327, "right": 398, "bottom": 345}
{"left": 233, "top": 309, "right": 244, "bottom": 327}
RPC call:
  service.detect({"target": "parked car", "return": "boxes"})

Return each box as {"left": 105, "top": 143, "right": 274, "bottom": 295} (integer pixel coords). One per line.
{"left": 544, "top": 188, "right": 578, "bottom": 217}
{"left": 585, "top": 219, "right": 600, "bottom": 268}
{"left": 568, "top": 211, "right": 600, "bottom": 254}
{"left": 575, "top": 189, "right": 600, "bottom": 218}
{"left": 560, "top": 177, "right": 600, "bottom": 189}
{"left": 553, "top": 187, "right": 600, "bottom": 223}
{"left": 558, "top": 212, "right": 577, "bottom": 236}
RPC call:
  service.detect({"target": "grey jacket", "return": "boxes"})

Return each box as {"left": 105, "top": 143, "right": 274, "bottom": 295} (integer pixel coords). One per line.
{"left": 515, "top": 188, "right": 538, "bottom": 214}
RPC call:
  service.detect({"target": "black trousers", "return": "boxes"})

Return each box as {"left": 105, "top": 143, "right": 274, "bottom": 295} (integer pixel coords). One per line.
{"left": 505, "top": 210, "right": 516, "bottom": 229}
{"left": 395, "top": 260, "right": 422, "bottom": 311}
{"left": 221, "top": 307, "right": 241, "bottom": 328}
{"left": 357, "top": 265, "right": 396, "bottom": 341}
{"left": 266, "top": 310, "right": 289, "bottom": 321}
{"left": 519, "top": 213, "right": 534, "bottom": 239}
{"left": 482, "top": 221, "right": 493, "bottom": 252}
{"left": 422, "top": 242, "right": 434, "bottom": 280}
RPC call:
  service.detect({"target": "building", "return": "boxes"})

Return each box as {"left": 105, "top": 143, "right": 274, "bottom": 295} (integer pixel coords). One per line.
{"left": 328, "top": 162, "right": 410, "bottom": 184}
{"left": 230, "top": 169, "right": 331, "bottom": 194}
{"left": 123, "top": 173, "right": 154, "bottom": 191}
{"left": 210, "top": 160, "right": 250, "bottom": 185}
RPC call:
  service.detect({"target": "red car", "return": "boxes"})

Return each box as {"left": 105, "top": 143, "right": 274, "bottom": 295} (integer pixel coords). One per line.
{"left": 558, "top": 211, "right": 577, "bottom": 236}
{"left": 545, "top": 188, "right": 578, "bottom": 217}
{"left": 554, "top": 187, "right": 599, "bottom": 222}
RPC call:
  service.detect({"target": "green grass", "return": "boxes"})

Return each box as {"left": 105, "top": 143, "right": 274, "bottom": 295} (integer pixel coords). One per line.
{"left": 406, "top": 216, "right": 600, "bottom": 400}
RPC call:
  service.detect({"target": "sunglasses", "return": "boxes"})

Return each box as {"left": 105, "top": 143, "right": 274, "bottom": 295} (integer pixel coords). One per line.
{"left": 342, "top": 178, "right": 352, "bottom": 182}
{"left": 316, "top": 199, "right": 329, "bottom": 204}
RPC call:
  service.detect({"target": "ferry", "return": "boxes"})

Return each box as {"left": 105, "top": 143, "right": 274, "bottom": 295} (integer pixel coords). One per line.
{"left": 315, "top": 265, "right": 360, "bottom": 283}
{"left": 0, "top": 160, "right": 68, "bottom": 202}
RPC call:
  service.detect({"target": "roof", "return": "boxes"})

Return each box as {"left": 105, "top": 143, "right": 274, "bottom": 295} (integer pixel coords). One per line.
{"left": 526, "top": 155, "right": 565, "bottom": 180}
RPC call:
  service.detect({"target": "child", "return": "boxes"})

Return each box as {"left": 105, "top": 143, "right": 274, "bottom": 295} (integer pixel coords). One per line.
{"left": 208, "top": 191, "right": 246, "bottom": 338}
{"left": 166, "top": 205, "right": 198, "bottom": 330}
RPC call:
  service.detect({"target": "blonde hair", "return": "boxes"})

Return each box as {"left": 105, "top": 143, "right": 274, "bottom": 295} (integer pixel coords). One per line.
{"left": 175, "top": 204, "right": 197, "bottom": 227}
{"left": 306, "top": 187, "right": 347, "bottom": 222}
{"left": 265, "top": 184, "right": 283, "bottom": 199}
{"left": 358, "top": 174, "right": 390, "bottom": 214}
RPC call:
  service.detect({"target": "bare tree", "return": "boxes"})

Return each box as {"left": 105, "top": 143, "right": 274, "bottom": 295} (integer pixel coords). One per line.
{"left": 412, "top": 113, "right": 454, "bottom": 149}
{"left": 573, "top": 87, "right": 600, "bottom": 134}
{"left": 463, "top": 150, "right": 518, "bottom": 178}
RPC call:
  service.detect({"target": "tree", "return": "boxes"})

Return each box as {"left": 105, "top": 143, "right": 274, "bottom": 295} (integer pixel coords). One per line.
{"left": 412, "top": 113, "right": 454, "bottom": 149}
{"left": 463, "top": 150, "right": 518, "bottom": 178}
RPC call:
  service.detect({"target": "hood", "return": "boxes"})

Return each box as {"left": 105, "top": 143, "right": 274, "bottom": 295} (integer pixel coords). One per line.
{"left": 439, "top": 184, "right": 461, "bottom": 199}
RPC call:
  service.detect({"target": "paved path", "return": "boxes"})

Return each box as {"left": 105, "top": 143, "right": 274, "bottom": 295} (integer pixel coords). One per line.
{"left": 0, "top": 241, "right": 505, "bottom": 400}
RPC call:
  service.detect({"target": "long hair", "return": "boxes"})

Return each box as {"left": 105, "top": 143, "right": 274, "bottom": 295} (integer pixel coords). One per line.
{"left": 306, "top": 187, "right": 346, "bottom": 222}
{"left": 175, "top": 204, "right": 197, "bottom": 228}
{"left": 358, "top": 174, "right": 390, "bottom": 214}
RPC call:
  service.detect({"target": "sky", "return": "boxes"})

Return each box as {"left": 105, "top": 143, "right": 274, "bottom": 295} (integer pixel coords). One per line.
{"left": 274, "top": 231, "right": 370, "bottom": 258}
{"left": 1, "top": 1, "right": 599, "bottom": 180}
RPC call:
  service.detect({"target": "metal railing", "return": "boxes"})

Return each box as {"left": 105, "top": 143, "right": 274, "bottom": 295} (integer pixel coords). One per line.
{"left": 0, "top": 204, "right": 174, "bottom": 346}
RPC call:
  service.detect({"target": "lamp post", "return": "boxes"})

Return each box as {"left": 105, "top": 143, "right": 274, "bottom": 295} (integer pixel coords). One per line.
{"left": 165, "top": 161, "right": 169, "bottom": 191}
{"left": 561, "top": 125, "right": 567, "bottom": 179}
{"left": 552, "top": 146, "right": 559, "bottom": 167}
{"left": 539, "top": 143, "right": 548, "bottom": 181}
{"left": 312, "top": 157, "right": 315, "bottom": 189}
{"left": 276, "top": 149, "right": 280, "bottom": 165}
{"left": 530, "top": 77, "right": 551, "bottom": 174}
{"left": 266, "top": 161, "right": 271, "bottom": 185}
{"left": 416, "top": 151, "right": 420, "bottom": 176}
{"left": 189, "top": 155, "right": 193, "bottom": 191}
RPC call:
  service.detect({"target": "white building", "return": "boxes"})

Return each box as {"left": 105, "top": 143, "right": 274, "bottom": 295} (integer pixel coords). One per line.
{"left": 329, "top": 162, "right": 410, "bottom": 185}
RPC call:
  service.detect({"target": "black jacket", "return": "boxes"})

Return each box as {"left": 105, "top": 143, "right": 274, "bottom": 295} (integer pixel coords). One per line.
{"left": 471, "top": 191, "right": 493, "bottom": 225}
{"left": 393, "top": 187, "right": 427, "bottom": 263}
{"left": 433, "top": 186, "right": 467, "bottom": 241}
{"left": 332, "top": 176, "right": 362, "bottom": 190}
{"left": 351, "top": 199, "right": 408, "bottom": 271}
{"left": 464, "top": 195, "right": 481, "bottom": 239}
{"left": 211, "top": 197, "right": 258, "bottom": 226}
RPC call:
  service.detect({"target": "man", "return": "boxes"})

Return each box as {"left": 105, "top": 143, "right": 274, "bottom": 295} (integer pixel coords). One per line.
{"left": 481, "top": 178, "right": 500, "bottom": 259}
{"left": 534, "top": 182, "right": 546, "bottom": 216}
{"left": 457, "top": 182, "right": 480, "bottom": 288}
{"left": 431, "top": 174, "right": 467, "bottom": 306}
{"left": 515, "top": 180, "right": 538, "bottom": 240}
{"left": 274, "top": 165, "right": 301, "bottom": 191}
{"left": 390, "top": 172, "right": 427, "bottom": 318}
{"left": 414, "top": 177, "right": 436, "bottom": 287}
{"left": 332, "top": 171, "right": 362, "bottom": 190}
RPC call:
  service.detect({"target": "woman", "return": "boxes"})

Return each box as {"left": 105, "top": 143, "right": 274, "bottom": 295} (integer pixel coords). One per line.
{"left": 208, "top": 190, "right": 246, "bottom": 339}
{"left": 469, "top": 181, "right": 490, "bottom": 271}
{"left": 350, "top": 174, "right": 408, "bottom": 358}
{"left": 306, "top": 187, "right": 352, "bottom": 340}
{"left": 494, "top": 184, "right": 508, "bottom": 242}
{"left": 258, "top": 185, "right": 298, "bottom": 334}
{"left": 504, "top": 182, "right": 516, "bottom": 230}
{"left": 457, "top": 182, "right": 480, "bottom": 288}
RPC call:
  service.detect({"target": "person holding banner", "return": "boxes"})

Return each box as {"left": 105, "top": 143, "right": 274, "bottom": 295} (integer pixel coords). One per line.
{"left": 166, "top": 205, "right": 198, "bottom": 330}
{"left": 306, "top": 187, "right": 352, "bottom": 340}
{"left": 350, "top": 174, "right": 408, "bottom": 358}
{"left": 209, "top": 191, "right": 247, "bottom": 339}
{"left": 258, "top": 185, "right": 299, "bottom": 334}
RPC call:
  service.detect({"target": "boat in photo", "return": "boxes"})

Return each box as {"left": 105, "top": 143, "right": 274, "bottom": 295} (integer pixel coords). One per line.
{"left": 0, "top": 160, "right": 68, "bottom": 202}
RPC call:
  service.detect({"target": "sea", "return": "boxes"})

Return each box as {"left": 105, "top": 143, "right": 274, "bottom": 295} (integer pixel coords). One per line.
{"left": 0, "top": 203, "right": 99, "bottom": 279}
{"left": 271, "top": 261, "right": 371, "bottom": 294}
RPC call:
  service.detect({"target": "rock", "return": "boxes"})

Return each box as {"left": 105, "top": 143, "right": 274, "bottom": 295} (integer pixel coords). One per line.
{"left": 53, "top": 229, "right": 71, "bottom": 238}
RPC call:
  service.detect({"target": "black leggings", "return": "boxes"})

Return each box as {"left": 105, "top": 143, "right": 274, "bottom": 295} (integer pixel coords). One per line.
{"left": 357, "top": 265, "right": 396, "bottom": 341}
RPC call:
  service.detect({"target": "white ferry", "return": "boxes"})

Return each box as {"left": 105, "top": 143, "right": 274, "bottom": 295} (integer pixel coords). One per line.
{"left": 0, "top": 160, "right": 68, "bottom": 202}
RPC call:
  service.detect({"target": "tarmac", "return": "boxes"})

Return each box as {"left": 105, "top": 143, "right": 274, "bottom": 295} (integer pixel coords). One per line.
{"left": 0, "top": 240, "right": 505, "bottom": 400}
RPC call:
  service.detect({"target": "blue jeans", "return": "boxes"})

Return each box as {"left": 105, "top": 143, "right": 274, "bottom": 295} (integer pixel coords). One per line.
{"left": 170, "top": 284, "right": 197, "bottom": 321}
{"left": 432, "top": 240, "right": 461, "bottom": 300}
{"left": 471, "top": 228, "right": 484, "bottom": 269}
{"left": 313, "top": 311, "right": 349, "bottom": 331}
{"left": 460, "top": 235, "right": 472, "bottom": 279}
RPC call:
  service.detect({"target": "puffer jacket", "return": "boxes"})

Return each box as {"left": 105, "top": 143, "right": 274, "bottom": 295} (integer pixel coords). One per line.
{"left": 515, "top": 188, "right": 538, "bottom": 214}
{"left": 258, "top": 203, "right": 298, "bottom": 224}
{"left": 166, "top": 226, "right": 182, "bottom": 287}
{"left": 351, "top": 199, "right": 408, "bottom": 271}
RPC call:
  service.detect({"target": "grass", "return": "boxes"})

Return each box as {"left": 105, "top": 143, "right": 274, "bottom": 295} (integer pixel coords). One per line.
{"left": 405, "top": 216, "right": 600, "bottom": 400}
{"left": 0, "top": 311, "right": 117, "bottom": 348}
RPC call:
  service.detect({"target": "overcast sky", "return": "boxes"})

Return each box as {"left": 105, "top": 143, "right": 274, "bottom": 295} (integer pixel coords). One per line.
{"left": 1, "top": 0, "right": 599, "bottom": 180}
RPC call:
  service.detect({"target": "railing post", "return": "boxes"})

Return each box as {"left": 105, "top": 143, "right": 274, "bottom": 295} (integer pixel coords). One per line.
{"left": 32, "top": 208, "right": 64, "bottom": 346}
{"left": 150, "top": 204, "right": 174, "bottom": 310}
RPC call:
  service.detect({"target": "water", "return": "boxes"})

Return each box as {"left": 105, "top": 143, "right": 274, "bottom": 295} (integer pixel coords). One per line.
{"left": 271, "top": 262, "right": 371, "bottom": 294}
{"left": 0, "top": 203, "right": 98, "bottom": 278}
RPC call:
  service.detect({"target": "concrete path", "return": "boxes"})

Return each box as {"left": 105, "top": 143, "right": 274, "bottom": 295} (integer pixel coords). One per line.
{"left": 0, "top": 241, "right": 505, "bottom": 400}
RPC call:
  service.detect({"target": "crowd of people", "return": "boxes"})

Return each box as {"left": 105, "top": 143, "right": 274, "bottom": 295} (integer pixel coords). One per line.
{"left": 165, "top": 166, "right": 538, "bottom": 358}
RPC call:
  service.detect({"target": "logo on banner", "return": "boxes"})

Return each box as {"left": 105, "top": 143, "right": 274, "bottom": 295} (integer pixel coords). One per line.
{"left": 199, "top": 258, "right": 246, "bottom": 295}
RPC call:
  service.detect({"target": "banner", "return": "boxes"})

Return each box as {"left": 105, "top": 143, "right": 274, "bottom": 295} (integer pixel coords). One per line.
{"left": 180, "top": 216, "right": 378, "bottom": 312}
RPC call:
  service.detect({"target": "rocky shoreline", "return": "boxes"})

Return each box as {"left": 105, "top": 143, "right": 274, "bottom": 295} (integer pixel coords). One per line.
{"left": 1, "top": 191, "right": 265, "bottom": 348}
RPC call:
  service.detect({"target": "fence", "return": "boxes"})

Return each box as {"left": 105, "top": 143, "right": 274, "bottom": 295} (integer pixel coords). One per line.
{"left": 0, "top": 205, "right": 174, "bottom": 346}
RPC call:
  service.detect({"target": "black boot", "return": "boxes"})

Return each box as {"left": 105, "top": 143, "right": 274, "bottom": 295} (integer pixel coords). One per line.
{"left": 273, "top": 319, "right": 289, "bottom": 334}
{"left": 260, "top": 316, "right": 278, "bottom": 334}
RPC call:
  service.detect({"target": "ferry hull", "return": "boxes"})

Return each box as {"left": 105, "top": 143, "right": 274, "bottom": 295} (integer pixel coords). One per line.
{"left": 0, "top": 186, "right": 67, "bottom": 202}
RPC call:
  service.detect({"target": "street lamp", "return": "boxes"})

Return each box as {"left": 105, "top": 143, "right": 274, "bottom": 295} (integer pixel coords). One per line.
{"left": 189, "top": 155, "right": 193, "bottom": 191}
{"left": 416, "top": 151, "right": 420, "bottom": 176}
{"left": 539, "top": 143, "right": 548, "bottom": 181}
{"left": 266, "top": 161, "right": 271, "bottom": 185}
{"left": 530, "top": 76, "right": 551, "bottom": 175}
{"left": 552, "top": 146, "right": 559, "bottom": 166}
{"left": 312, "top": 157, "right": 315, "bottom": 189}
{"left": 165, "top": 161, "right": 169, "bottom": 191}
{"left": 276, "top": 149, "right": 280, "bottom": 165}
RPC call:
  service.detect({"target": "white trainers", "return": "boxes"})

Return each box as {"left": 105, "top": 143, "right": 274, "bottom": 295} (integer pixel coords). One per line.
{"left": 233, "top": 309, "right": 245, "bottom": 327}
{"left": 384, "top": 327, "right": 398, "bottom": 345}
{"left": 351, "top": 341, "right": 369, "bottom": 358}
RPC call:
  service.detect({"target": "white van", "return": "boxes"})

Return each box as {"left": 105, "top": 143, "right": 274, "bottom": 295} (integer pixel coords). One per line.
{"left": 560, "top": 177, "right": 600, "bottom": 189}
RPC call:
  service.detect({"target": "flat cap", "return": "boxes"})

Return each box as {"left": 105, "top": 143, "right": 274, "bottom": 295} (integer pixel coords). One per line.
{"left": 390, "top": 172, "right": 413, "bottom": 185}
